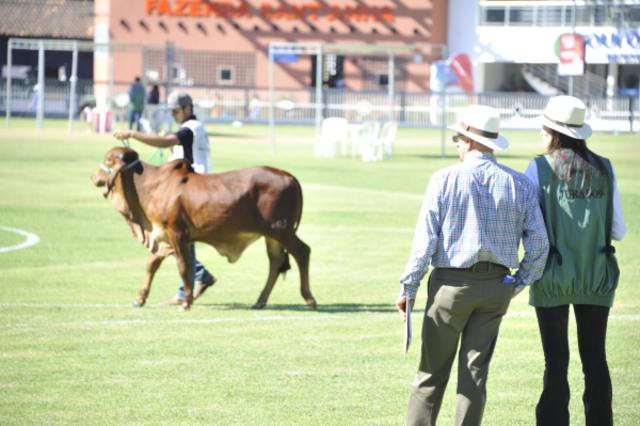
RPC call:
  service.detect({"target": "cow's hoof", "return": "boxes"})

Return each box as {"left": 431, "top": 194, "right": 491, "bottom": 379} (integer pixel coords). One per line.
{"left": 132, "top": 299, "right": 145, "bottom": 308}
{"left": 306, "top": 298, "right": 318, "bottom": 310}
{"left": 252, "top": 302, "right": 266, "bottom": 310}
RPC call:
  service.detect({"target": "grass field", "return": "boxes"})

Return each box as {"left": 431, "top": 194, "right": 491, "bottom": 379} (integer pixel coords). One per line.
{"left": 0, "top": 118, "right": 638, "bottom": 425}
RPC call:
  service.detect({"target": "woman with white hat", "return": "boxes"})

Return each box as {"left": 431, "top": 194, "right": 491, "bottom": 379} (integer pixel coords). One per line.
{"left": 524, "top": 95, "right": 626, "bottom": 426}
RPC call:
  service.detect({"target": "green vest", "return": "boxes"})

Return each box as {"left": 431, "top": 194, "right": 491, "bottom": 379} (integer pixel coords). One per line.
{"left": 529, "top": 150, "right": 619, "bottom": 307}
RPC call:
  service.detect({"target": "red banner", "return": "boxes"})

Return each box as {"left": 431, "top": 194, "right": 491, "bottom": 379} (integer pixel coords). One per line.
{"left": 449, "top": 53, "right": 474, "bottom": 94}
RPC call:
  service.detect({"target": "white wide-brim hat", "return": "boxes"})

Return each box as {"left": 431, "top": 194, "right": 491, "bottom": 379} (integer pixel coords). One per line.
{"left": 448, "top": 104, "right": 509, "bottom": 150}
{"left": 541, "top": 95, "right": 592, "bottom": 140}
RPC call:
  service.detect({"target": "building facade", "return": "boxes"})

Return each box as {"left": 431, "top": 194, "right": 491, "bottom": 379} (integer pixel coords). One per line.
{"left": 448, "top": 0, "right": 640, "bottom": 97}
{"left": 95, "top": 0, "right": 449, "bottom": 107}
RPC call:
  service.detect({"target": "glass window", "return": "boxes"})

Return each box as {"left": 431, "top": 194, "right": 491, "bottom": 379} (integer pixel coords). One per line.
{"left": 593, "top": 6, "right": 607, "bottom": 25}
{"left": 541, "top": 7, "right": 563, "bottom": 26}
{"left": 626, "top": 7, "right": 640, "bottom": 25}
{"left": 574, "top": 7, "right": 592, "bottom": 26}
{"left": 217, "top": 67, "right": 234, "bottom": 85}
{"left": 485, "top": 8, "right": 506, "bottom": 24}
{"left": 509, "top": 7, "right": 535, "bottom": 26}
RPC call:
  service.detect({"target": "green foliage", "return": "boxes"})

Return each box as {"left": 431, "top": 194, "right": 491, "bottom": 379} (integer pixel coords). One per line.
{"left": 0, "top": 119, "right": 638, "bottom": 425}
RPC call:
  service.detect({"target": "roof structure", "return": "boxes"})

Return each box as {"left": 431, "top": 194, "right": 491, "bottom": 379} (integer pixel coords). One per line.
{"left": 0, "top": 0, "right": 94, "bottom": 39}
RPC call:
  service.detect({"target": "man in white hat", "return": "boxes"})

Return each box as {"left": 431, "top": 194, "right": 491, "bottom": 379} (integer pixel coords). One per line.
{"left": 524, "top": 95, "right": 626, "bottom": 426}
{"left": 396, "top": 104, "right": 549, "bottom": 425}
{"left": 114, "top": 90, "right": 216, "bottom": 305}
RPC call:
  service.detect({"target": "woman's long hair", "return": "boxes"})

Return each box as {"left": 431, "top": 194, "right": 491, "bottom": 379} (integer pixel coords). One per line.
{"left": 544, "top": 126, "right": 607, "bottom": 195}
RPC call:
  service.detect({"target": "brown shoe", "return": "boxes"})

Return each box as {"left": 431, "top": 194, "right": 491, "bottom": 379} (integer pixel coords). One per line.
{"left": 194, "top": 275, "right": 216, "bottom": 300}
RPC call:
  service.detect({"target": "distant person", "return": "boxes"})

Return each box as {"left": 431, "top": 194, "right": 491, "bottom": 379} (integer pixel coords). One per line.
{"left": 114, "top": 90, "right": 215, "bottom": 305}
{"left": 127, "top": 76, "right": 145, "bottom": 131}
{"left": 524, "top": 95, "right": 626, "bottom": 426}
{"left": 147, "top": 84, "right": 160, "bottom": 105}
{"left": 397, "top": 104, "right": 549, "bottom": 425}
{"left": 146, "top": 84, "right": 161, "bottom": 133}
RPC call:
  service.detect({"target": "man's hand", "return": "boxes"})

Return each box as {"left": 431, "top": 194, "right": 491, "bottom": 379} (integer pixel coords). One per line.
{"left": 113, "top": 129, "right": 134, "bottom": 141}
{"left": 503, "top": 274, "right": 526, "bottom": 298}
{"left": 395, "top": 295, "right": 415, "bottom": 322}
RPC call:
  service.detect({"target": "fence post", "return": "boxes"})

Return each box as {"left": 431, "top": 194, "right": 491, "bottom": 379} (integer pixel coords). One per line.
{"left": 67, "top": 41, "right": 78, "bottom": 133}
{"left": 5, "top": 39, "right": 12, "bottom": 127}
{"left": 36, "top": 41, "right": 44, "bottom": 130}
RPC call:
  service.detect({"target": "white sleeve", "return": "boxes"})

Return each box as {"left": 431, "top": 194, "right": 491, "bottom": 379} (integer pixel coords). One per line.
{"left": 611, "top": 165, "right": 626, "bottom": 241}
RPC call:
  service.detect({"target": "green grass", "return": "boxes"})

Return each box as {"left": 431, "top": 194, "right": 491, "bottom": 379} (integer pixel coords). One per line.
{"left": 0, "top": 118, "right": 639, "bottom": 425}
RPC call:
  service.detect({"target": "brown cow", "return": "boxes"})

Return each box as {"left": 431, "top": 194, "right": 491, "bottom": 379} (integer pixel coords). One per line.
{"left": 91, "top": 146, "right": 316, "bottom": 311}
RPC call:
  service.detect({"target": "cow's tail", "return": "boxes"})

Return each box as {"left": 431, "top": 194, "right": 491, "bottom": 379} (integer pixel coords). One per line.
{"left": 291, "top": 174, "right": 304, "bottom": 232}
{"left": 279, "top": 173, "right": 303, "bottom": 279}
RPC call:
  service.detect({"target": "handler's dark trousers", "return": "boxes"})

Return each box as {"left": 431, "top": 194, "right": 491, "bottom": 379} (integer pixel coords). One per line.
{"left": 407, "top": 265, "right": 512, "bottom": 426}
{"left": 535, "top": 305, "right": 612, "bottom": 426}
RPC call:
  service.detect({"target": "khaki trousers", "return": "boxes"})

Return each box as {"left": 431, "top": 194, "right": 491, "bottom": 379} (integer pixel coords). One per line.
{"left": 406, "top": 267, "right": 512, "bottom": 426}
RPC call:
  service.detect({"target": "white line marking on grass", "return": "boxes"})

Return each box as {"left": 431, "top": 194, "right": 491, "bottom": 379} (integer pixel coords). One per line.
{"left": 1, "top": 314, "right": 347, "bottom": 329}
{"left": 0, "top": 303, "right": 133, "bottom": 308}
{"left": 0, "top": 226, "right": 40, "bottom": 253}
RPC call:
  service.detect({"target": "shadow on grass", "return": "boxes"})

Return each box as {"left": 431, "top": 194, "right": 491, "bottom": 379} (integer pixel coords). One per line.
{"left": 197, "top": 302, "right": 398, "bottom": 314}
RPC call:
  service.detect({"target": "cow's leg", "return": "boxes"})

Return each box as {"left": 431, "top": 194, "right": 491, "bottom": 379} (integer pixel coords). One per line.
{"left": 133, "top": 253, "right": 165, "bottom": 307}
{"left": 284, "top": 234, "right": 317, "bottom": 309}
{"left": 253, "top": 238, "right": 287, "bottom": 309}
{"left": 169, "top": 231, "right": 194, "bottom": 311}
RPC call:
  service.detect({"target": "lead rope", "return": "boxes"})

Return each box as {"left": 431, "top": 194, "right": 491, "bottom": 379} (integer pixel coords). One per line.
{"left": 120, "top": 136, "right": 165, "bottom": 166}
{"left": 147, "top": 148, "right": 166, "bottom": 166}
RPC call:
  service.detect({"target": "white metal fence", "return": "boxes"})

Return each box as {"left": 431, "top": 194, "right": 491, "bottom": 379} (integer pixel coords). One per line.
{"left": 2, "top": 83, "right": 639, "bottom": 133}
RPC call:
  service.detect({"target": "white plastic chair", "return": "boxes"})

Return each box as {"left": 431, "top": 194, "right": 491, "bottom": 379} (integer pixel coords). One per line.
{"left": 314, "top": 117, "right": 349, "bottom": 158}
{"left": 357, "top": 121, "right": 381, "bottom": 162}
{"left": 376, "top": 121, "right": 398, "bottom": 160}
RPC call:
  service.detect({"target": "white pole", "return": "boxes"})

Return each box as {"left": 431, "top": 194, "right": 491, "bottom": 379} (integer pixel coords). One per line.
{"left": 440, "top": 46, "right": 448, "bottom": 158}
{"left": 268, "top": 45, "right": 275, "bottom": 152}
{"left": 5, "top": 40, "right": 12, "bottom": 126}
{"left": 108, "top": 46, "right": 114, "bottom": 113}
{"left": 36, "top": 41, "right": 45, "bottom": 130}
{"left": 569, "top": 0, "right": 576, "bottom": 96}
{"left": 388, "top": 53, "right": 395, "bottom": 122}
{"left": 315, "top": 45, "right": 323, "bottom": 141}
{"left": 67, "top": 41, "right": 78, "bottom": 133}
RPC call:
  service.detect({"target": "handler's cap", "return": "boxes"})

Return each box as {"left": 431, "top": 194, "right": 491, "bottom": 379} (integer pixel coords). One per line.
{"left": 541, "top": 95, "right": 592, "bottom": 140}
{"left": 167, "top": 90, "right": 193, "bottom": 110}
{"left": 448, "top": 104, "right": 509, "bottom": 151}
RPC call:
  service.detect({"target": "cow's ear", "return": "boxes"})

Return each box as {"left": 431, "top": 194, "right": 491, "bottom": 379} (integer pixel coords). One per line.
{"left": 119, "top": 150, "right": 139, "bottom": 164}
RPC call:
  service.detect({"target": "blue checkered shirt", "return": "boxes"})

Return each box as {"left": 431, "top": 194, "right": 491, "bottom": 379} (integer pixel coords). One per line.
{"left": 400, "top": 151, "right": 549, "bottom": 299}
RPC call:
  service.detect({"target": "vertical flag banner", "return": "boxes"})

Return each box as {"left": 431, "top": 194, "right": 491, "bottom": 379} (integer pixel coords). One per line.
{"left": 449, "top": 53, "right": 474, "bottom": 94}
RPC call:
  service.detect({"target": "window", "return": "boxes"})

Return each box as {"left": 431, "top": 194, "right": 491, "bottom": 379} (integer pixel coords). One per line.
{"left": 217, "top": 67, "right": 234, "bottom": 85}
{"left": 485, "top": 8, "right": 505, "bottom": 24}
{"left": 627, "top": 7, "right": 640, "bottom": 25}
{"left": 509, "top": 7, "right": 535, "bottom": 26}
{"left": 540, "top": 7, "right": 562, "bottom": 26}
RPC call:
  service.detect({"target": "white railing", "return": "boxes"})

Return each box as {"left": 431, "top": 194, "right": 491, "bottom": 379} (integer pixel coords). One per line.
{"left": 523, "top": 64, "right": 607, "bottom": 97}
{"left": 2, "top": 84, "right": 639, "bottom": 133}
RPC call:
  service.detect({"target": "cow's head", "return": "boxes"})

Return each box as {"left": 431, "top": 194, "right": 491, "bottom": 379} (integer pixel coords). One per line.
{"left": 91, "top": 147, "right": 142, "bottom": 197}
